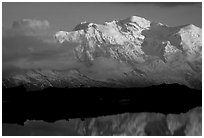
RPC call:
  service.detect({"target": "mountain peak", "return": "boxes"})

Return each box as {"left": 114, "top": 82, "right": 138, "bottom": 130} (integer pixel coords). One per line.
{"left": 119, "top": 16, "right": 151, "bottom": 29}
{"left": 73, "top": 21, "right": 93, "bottom": 31}
{"left": 125, "top": 15, "right": 149, "bottom": 22}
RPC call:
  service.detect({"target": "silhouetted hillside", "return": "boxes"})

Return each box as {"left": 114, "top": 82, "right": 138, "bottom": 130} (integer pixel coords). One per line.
{"left": 3, "top": 83, "right": 201, "bottom": 124}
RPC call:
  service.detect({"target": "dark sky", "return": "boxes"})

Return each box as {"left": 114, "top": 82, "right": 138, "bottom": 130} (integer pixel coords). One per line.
{"left": 3, "top": 2, "right": 202, "bottom": 32}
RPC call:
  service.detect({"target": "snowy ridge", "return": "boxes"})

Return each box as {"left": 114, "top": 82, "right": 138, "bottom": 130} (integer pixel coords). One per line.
{"left": 3, "top": 15, "right": 202, "bottom": 90}
{"left": 54, "top": 16, "right": 201, "bottom": 64}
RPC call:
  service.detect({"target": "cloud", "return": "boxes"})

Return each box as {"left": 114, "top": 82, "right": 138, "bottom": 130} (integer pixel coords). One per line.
{"left": 3, "top": 19, "right": 50, "bottom": 38}
{"left": 3, "top": 19, "right": 132, "bottom": 81}
{"left": 12, "top": 19, "right": 50, "bottom": 30}
{"left": 79, "top": 57, "right": 132, "bottom": 81}
{"left": 3, "top": 19, "right": 87, "bottom": 78}
{"left": 2, "top": 19, "right": 74, "bottom": 73}
{"left": 2, "top": 36, "right": 79, "bottom": 72}
{"left": 2, "top": 33, "right": 57, "bottom": 63}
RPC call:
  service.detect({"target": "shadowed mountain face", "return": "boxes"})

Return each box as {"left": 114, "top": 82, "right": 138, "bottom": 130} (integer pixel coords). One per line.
{"left": 3, "top": 16, "right": 202, "bottom": 90}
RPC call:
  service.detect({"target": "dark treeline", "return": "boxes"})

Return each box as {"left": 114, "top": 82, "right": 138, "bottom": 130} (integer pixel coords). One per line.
{"left": 3, "top": 84, "right": 202, "bottom": 125}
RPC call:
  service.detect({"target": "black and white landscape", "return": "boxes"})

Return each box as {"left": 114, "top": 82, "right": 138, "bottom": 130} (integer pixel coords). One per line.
{"left": 2, "top": 2, "right": 202, "bottom": 136}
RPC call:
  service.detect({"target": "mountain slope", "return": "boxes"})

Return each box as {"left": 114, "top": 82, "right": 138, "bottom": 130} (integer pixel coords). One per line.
{"left": 3, "top": 16, "right": 202, "bottom": 90}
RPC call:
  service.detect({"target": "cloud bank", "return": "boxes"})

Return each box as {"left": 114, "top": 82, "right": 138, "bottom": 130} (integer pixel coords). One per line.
{"left": 3, "top": 19, "right": 132, "bottom": 81}
{"left": 3, "top": 19, "right": 79, "bottom": 73}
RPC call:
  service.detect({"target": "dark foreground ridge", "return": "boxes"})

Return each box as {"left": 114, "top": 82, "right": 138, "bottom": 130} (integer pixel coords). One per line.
{"left": 3, "top": 83, "right": 201, "bottom": 125}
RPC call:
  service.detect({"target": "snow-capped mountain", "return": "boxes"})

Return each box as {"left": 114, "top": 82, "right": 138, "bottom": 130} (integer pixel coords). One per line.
{"left": 3, "top": 16, "right": 202, "bottom": 90}
{"left": 55, "top": 16, "right": 201, "bottom": 64}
